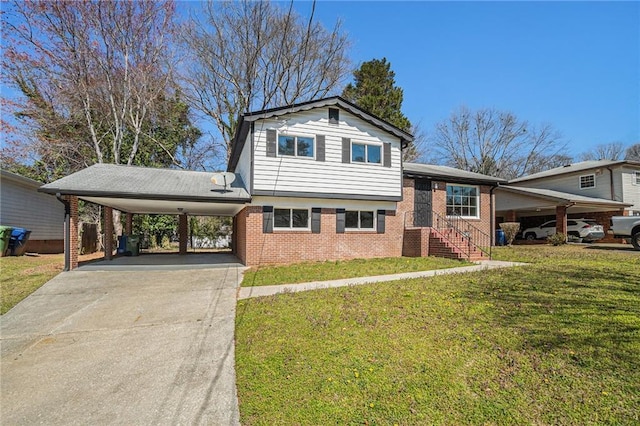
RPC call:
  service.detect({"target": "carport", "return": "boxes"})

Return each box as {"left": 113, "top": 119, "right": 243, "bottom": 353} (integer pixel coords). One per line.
{"left": 39, "top": 164, "right": 250, "bottom": 270}
{"left": 496, "top": 185, "right": 631, "bottom": 238}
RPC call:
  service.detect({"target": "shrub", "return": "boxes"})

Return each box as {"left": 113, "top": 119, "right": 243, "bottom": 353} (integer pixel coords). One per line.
{"left": 161, "top": 235, "right": 171, "bottom": 249}
{"left": 547, "top": 232, "right": 567, "bottom": 246}
{"left": 499, "top": 222, "right": 520, "bottom": 246}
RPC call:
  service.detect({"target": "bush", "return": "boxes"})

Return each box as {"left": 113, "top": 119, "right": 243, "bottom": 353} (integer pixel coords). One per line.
{"left": 547, "top": 233, "right": 567, "bottom": 246}
{"left": 161, "top": 235, "right": 171, "bottom": 249}
{"left": 499, "top": 222, "right": 520, "bottom": 246}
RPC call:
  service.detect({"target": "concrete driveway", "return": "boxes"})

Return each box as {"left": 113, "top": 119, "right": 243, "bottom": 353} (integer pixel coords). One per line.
{"left": 1, "top": 254, "right": 245, "bottom": 425}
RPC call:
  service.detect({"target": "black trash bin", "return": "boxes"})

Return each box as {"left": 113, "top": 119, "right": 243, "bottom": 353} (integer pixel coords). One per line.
{"left": 8, "top": 227, "right": 32, "bottom": 256}
{"left": 127, "top": 235, "right": 140, "bottom": 256}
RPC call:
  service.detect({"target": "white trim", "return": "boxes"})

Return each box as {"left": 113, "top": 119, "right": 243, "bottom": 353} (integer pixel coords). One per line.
{"left": 445, "top": 183, "right": 480, "bottom": 219}
{"left": 633, "top": 171, "right": 640, "bottom": 185}
{"left": 579, "top": 173, "right": 596, "bottom": 189}
{"left": 272, "top": 207, "right": 311, "bottom": 230}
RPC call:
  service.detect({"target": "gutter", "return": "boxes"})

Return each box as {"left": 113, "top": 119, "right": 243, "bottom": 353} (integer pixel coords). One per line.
{"left": 56, "top": 193, "right": 71, "bottom": 272}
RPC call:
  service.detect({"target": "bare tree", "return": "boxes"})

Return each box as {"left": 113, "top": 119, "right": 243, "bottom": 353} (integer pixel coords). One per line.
{"left": 2, "top": 1, "right": 181, "bottom": 233}
{"left": 625, "top": 143, "right": 640, "bottom": 161}
{"left": 428, "top": 106, "right": 566, "bottom": 179}
{"left": 182, "top": 0, "right": 351, "bottom": 158}
{"left": 580, "top": 142, "right": 626, "bottom": 161}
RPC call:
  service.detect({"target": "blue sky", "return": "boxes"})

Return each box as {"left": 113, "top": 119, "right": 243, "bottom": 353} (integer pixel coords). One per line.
{"left": 293, "top": 1, "right": 639, "bottom": 157}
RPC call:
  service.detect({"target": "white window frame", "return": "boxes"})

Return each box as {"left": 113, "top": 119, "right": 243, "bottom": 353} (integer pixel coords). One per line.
{"left": 579, "top": 174, "right": 596, "bottom": 189}
{"left": 277, "top": 134, "right": 315, "bottom": 159}
{"left": 345, "top": 210, "right": 376, "bottom": 231}
{"left": 273, "top": 207, "right": 311, "bottom": 230}
{"left": 445, "top": 184, "right": 480, "bottom": 219}
{"left": 351, "top": 142, "right": 382, "bottom": 165}
{"left": 633, "top": 171, "right": 640, "bottom": 185}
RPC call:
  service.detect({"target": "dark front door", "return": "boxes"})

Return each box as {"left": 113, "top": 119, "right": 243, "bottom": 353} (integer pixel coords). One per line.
{"left": 414, "top": 179, "right": 432, "bottom": 227}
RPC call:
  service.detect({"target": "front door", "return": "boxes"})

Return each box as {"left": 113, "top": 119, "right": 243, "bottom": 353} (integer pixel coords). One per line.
{"left": 414, "top": 179, "right": 432, "bottom": 227}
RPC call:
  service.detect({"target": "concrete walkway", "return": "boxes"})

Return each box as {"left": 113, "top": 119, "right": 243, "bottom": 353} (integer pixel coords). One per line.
{"left": 239, "top": 260, "right": 527, "bottom": 299}
{"left": 1, "top": 256, "right": 246, "bottom": 426}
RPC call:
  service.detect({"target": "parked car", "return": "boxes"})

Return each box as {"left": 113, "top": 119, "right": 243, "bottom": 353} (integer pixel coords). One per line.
{"left": 522, "top": 219, "right": 605, "bottom": 242}
{"left": 609, "top": 215, "right": 640, "bottom": 250}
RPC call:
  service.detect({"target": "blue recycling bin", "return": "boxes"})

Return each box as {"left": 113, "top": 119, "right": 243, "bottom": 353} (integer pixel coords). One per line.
{"left": 117, "top": 235, "right": 128, "bottom": 254}
{"left": 8, "top": 227, "right": 32, "bottom": 256}
{"left": 495, "top": 229, "right": 506, "bottom": 246}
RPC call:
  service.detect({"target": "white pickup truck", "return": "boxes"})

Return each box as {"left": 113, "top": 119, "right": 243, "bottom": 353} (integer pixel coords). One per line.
{"left": 609, "top": 216, "right": 640, "bottom": 250}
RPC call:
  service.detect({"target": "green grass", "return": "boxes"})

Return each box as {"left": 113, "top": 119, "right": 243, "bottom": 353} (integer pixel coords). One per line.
{"left": 241, "top": 256, "right": 470, "bottom": 287}
{"left": 1, "top": 254, "right": 64, "bottom": 314}
{"left": 235, "top": 245, "right": 640, "bottom": 425}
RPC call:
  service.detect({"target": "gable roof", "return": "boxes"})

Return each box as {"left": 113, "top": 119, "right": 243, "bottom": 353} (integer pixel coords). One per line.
{"left": 228, "top": 96, "right": 414, "bottom": 172}
{"left": 403, "top": 163, "right": 506, "bottom": 185}
{"left": 1, "top": 170, "right": 44, "bottom": 189}
{"left": 509, "top": 160, "right": 640, "bottom": 183}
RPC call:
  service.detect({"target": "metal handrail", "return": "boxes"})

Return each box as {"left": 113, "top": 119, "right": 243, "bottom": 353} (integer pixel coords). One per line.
{"left": 404, "top": 210, "right": 492, "bottom": 260}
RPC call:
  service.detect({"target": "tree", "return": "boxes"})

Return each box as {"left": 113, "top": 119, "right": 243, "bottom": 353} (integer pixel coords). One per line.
{"left": 2, "top": 0, "right": 187, "bottom": 172}
{"left": 625, "top": 143, "right": 640, "bottom": 161}
{"left": 341, "top": 58, "right": 421, "bottom": 161}
{"left": 429, "top": 106, "right": 566, "bottom": 179}
{"left": 580, "top": 142, "right": 626, "bottom": 161}
{"left": 182, "top": 0, "right": 350, "bottom": 158}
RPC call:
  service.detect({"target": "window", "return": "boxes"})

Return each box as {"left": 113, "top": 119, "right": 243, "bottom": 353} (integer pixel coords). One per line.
{"left": 446, "top": 184, "right": 479, "bottom": 218}
{"left": 278, "top": 135, "right": 314, "bottom": 158}
{"left": 273, "top": 208, "right": 309, "bottom": 229}
{"left": 345, "top": 210, "right": 375, "bottom": 230}
{"left": 351, "top": 142, "right": 381, "bottom": 164}
{"left": 579, "top": 174, "right": 595, "bottom": 189}
{"left": 634, "top": 171, "right": 640, "bottom": 185}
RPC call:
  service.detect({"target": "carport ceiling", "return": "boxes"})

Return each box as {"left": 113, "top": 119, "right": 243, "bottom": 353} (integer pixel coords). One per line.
{"left": 39, "top": 164, "right": 251, "bottom": 216}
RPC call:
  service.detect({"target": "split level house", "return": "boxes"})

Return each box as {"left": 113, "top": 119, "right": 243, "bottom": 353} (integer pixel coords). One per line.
{"left": 496, "top": 160, "right": 639, "bottom": 241}
{"left": 40, "top": 97, "right": 504, "bottom": 269}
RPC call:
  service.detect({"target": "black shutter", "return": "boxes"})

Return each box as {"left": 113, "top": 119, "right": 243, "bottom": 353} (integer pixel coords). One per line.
{"left": 329, "top": 108, "right": 339, "bottom": 125}
{"left": 311, "top": 207, "right": 321, "bottom": 233}
{"left": 342, "top": 138, "right": 351, "bottom": 163}
{"left": 336, "top": 208, "right": 345, "bottom": 233}
{"left": 377, "top": 209, "right": 386, "bottom": 234}
{"left": 383, "top": 142, "right": 391, "bottom": 167}
{"left": 263, "top": 206, "right": 273, "bottom": 233}
{"left": 266, "top": 129, "right": 277, "bottom": 157}
{"left": 316, "top": 135, "right": 325, "bottom": 162}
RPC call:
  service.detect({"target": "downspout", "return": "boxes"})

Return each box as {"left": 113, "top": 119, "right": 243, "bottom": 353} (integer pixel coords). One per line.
{"left": 56, "top": 193, "right": 71, "bottom": 272}
{"left": 606, "top": 167, "right": 615, "bottom": 201}
{"left": 490, "top": 185, "right": 497, "bottom": 252}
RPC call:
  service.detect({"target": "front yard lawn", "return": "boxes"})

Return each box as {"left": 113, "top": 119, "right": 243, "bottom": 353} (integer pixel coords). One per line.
{"left": 235, "top": 245, "right": 640, "bottom": 425}
{"left": 241, "top": 256, "right": 470, "bottom": 287}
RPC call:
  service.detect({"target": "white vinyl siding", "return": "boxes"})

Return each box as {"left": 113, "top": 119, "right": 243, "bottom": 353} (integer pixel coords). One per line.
{"left": 511, "top": 170, "right": 612, "bottom": 200}
{"left": 0, "top": 174, "right": 64, "bottom": 240}
{"left": 251, "top": 108, "right": 402, "bottom": 199}
{"left": 234, "top": 132, "right": 252, "bottom": 192}
{"left": 620, "top": 167, "right": 640, "bottom": 212}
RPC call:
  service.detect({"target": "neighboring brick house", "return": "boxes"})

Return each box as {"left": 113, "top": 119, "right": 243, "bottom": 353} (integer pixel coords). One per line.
{"left": 41, "top": 97, "right": 505, "bottom": 269}
{"left": 1, "top": 170, "right": 65, "bottom": 253}
{"left": 496, "top": 160, "right": 639, "bottom": 242}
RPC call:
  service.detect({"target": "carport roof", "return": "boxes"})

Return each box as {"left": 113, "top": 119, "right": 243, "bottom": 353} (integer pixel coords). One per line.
{"left": 497, "top": 185, "right": 632, "bottom": 208}
{"left": 38, "top": 164, "right": 251, "bottom": 215}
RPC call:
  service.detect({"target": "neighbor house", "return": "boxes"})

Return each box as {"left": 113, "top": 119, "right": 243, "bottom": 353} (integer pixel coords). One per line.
{"left": 40, "top": 97, "right": 504, "bottom": 269}
{"left": 1, "top": 170, "right": 65, "bottom": 253}
{"left": 496, "top": 160, "right": 639, "bottom": 241}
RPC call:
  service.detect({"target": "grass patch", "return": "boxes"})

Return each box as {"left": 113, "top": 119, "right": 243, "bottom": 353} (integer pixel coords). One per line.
{"left": 235, "top": 245, "right": 640, "bottom": 424}
{"left": 0, "top": 254, "right": 64, "bottom": 314}
{"left": 241, "top": 256, "right": 470, "bottom": 287}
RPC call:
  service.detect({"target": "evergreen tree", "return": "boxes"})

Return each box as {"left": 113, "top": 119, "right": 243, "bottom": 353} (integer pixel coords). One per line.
{"left": 342, "top": 58, "right": 412, "bottom": 131}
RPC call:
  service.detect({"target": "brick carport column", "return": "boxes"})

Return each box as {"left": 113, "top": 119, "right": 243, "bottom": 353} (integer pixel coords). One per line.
{"left": 555, "top": 205, "right": 568, "bottom": 241}
{"left": 65, "top": 195, "right": 79, "bottom": 270}
{"left": 179, "top": 214, "right": 188, "bottom": 255}
{"left": 104, "top": 206, "right": 114, "bottom": 260}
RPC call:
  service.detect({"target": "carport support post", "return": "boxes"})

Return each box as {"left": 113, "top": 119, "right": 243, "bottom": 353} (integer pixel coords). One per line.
{"left": 179, "top": 214, "right": 188, "bottom": 255}
{"left": 125, "top": 213, "right": 133, "bottom": 235}
{"left": 61, "top": 195, "right": 79, "bottom": 270}
{"left": 104, "top": 206, "right": 114, "bottom": 260}
{"left": 556, "top": 205, "right": 568, "bottom": 241}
